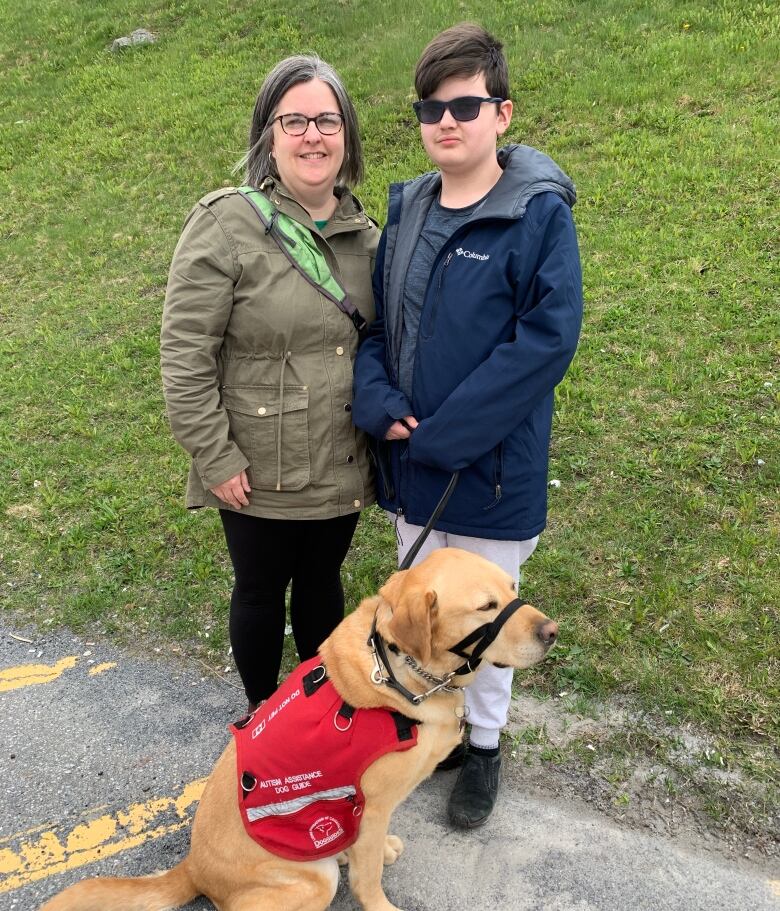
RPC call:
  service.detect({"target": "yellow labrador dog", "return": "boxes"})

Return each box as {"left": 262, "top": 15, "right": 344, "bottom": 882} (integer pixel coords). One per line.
{"left": 41, "top": 547, "right": 557, "bottom": 911}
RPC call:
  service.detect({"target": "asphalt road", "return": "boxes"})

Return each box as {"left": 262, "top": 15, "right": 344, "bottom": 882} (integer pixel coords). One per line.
{"left": 1, "top": 624, "right": 778, "bottom": 911}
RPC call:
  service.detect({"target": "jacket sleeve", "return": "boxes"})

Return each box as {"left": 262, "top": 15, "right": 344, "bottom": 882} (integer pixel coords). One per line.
{"left": 409, "top": 201, "right": 583, "bottom": 472}
{"left": 160, "top": 203, "right": 250, "bottom": 489}
{"left": 352, "top": 229, "right": 414, "bottom": 440}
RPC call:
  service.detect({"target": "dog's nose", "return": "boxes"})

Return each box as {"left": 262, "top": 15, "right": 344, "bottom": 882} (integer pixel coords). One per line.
{"left": 537, "top": 620, "right": 558, "bottom": 646}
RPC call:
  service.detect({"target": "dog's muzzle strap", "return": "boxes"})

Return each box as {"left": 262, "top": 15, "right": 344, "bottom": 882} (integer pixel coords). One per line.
{"left": 448, "top": 597, "right": 525, "bottom": 676}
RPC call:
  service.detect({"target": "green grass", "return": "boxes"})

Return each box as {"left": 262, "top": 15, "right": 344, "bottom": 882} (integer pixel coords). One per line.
{"left": 1, "top": 0, "right": 777, "bottom": 779}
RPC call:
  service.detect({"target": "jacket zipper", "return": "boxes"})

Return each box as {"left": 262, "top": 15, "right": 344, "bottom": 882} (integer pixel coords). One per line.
{"left": 426, "top": 251, "right": 453, "bottom": 336}
{"left": 395, "top": 220, "right": 470, "bottom": 381}
{"left": 397, "top": 439, "right": 409, "bottom": 523}
{"left": 394, "top": 506, "right": 405, "bottom": 548}
{"left": 483, "top": 442, "right": 505, "bottom": 510}
{"left": 391, "top": 216, "right": 500, "bottom": 515}
{"left": 373, "top": 442, "right": 395, "bottom": 501}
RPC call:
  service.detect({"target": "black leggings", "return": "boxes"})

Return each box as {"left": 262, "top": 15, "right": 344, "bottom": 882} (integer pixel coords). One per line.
{"left": 219, "top": 510, "right": 360, "bottom": 704}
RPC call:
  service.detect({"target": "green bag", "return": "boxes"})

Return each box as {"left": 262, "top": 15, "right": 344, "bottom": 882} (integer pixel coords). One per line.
{"left": 237, "top": 186, "right": 368, "bottom": 341}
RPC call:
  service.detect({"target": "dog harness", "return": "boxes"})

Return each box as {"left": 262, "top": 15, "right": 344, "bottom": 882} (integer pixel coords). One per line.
{"left": 229, "top": 656, "right": 420, "bottom": 861}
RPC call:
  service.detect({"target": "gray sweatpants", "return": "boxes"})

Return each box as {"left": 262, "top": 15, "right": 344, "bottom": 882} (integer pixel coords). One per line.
{"left": 392, "top": 513, "right": 539, "bottom": 749}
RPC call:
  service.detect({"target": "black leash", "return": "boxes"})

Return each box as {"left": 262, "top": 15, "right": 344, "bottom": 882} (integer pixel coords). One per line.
{"left": 398, "top": 470, "right": 460, "bottom": 570}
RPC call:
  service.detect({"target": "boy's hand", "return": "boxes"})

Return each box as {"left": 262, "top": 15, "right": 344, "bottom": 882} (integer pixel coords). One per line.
{"left": 385, "top": 416, "right": 418, "bottom": 440}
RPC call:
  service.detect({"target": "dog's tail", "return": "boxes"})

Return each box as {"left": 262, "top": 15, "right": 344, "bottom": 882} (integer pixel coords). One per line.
{"left": 38, "top": 859, "right": 198, "bottom": 911}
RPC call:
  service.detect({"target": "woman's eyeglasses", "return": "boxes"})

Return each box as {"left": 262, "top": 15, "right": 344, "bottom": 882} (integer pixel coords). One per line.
{"left": 273, "top": 112, "right": 344, "bottom": 136}
{"left": 412, "top": 96, "right": 504, "bottom": 124}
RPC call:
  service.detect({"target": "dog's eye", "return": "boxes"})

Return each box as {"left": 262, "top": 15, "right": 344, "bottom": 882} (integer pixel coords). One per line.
{"left": 478, "top": 600, "right": 498, "bottom": 612}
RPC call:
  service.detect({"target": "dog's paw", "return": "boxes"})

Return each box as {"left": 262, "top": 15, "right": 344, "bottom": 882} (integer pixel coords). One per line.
{"left": 383, "top": 834, "right": 404, "bottom": 865}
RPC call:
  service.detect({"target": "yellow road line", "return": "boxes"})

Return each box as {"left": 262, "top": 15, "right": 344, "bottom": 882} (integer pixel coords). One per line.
{"left": 0, "top": 823, "right": 52, "bottom": 847}
{"left": 768, "top": 880, "right": 780, "bottom": 898}
{"left": 0, "top": 778, "right": 207, "bottom": 893}
{"left": 1, "top": 656, "right": 118, "bottom": 690}
{"left": 0, "top": 657, "right": 78, "bottom": 692}
{"left": 0, "top": 806, "right": 111, "bottom": 848}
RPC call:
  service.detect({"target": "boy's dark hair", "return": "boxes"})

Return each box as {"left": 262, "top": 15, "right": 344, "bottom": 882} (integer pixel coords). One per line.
{"left": 414, "top": 22, "right": 509, "bottom": 101}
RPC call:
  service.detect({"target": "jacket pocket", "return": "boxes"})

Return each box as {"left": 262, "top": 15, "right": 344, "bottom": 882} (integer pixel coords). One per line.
{"left": 483, "top": 442, "right": 504, "bottom": 511}
{"left": 221, "top": 385, "right": 310, "bottom": 491}
{"left": 420, "top": 250, "right": 453, "bottom": 340}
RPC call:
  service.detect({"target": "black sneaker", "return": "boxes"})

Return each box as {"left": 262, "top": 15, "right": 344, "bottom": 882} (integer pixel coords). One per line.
{"left": 447, "top": 750, "right": 501, "bottom": 828}
{"left": 435, "top": 741, "right": 466, "bottom": 772}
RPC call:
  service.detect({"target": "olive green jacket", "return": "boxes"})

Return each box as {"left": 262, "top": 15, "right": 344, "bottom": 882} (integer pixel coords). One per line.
{"left": 161, "top": 178, "right": 379, "bottom": 518}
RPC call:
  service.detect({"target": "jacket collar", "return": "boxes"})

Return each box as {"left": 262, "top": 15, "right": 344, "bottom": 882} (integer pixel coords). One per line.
{"left": 390, "top": 143, "right": 577, "bottom": 224}
{"left": 258, "top": 176, "right": 373, "bottom": 237}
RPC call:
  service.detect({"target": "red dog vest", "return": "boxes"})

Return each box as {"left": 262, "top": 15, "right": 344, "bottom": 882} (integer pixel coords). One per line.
{"left": 229, "top": 656, "right": 419, "bottom": 861}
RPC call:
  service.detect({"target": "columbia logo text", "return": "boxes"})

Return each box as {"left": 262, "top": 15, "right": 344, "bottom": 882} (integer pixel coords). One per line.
{"left": 455, "top": 247, "right": 490, "bottom": 261}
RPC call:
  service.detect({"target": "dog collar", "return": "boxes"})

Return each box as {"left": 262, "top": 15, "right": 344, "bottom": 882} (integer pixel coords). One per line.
{"left": 367, "top": 597, "right": 526, "bottom": 704}
{"left": 367, "top": 614, "right": 462, "bottom": 706}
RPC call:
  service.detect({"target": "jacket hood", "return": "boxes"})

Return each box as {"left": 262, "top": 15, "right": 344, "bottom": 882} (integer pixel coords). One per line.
{"left": 396, "top": 143, "right": 576, "bottom": 219}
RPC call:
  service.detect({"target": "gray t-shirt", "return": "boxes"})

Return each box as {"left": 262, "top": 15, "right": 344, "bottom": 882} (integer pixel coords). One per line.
{"left": 398, "top": 195, "right": 485, "bottom": 399}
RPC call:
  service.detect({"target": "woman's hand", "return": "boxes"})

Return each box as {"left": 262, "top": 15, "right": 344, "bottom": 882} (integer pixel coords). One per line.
{"left": 210, "top": 470, "right": 251, "bottom": 509}
{"left": 385, "top": 416, "right": 418, "bottom": 441}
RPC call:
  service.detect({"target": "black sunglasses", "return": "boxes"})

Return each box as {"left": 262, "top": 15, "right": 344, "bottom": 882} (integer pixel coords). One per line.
{"left": 412, "top": 95, "right": 504, "bottom": 124}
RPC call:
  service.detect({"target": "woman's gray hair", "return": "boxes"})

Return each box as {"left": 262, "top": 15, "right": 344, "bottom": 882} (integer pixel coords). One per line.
{"left": 239, "top": 55, "right": 363, "bottom": 189}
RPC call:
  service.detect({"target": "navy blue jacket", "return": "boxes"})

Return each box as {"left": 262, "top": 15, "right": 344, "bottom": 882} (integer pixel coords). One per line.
{"left": 352, "top": 145, "right": 583, "bottom": 540}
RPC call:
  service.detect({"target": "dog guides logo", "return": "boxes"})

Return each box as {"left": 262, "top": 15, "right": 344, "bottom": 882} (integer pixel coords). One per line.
{"left": 309, "top": 815, "right": 345, "bottom": 849}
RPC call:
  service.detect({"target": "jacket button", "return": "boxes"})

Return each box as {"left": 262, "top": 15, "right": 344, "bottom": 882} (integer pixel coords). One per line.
{"left": 347, "top": 455, "right": 354, "bottom": 463}
{"left": 353, "top": 499, "right": 361, "bottom": 508}
{"left": 257, "top": 407, "right": 267, "bottom": 415}
{"left": 344, "top": 403, "right": 352, "bottom": 412}
{"left": 336, "top": 346, "right": 344, "bottom": 356}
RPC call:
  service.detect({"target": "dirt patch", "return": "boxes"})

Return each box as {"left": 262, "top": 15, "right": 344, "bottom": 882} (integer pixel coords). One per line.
{"left": 5, "top": 503, "right": 41, "bottom": 520}
{"left": 503, "top": 693, "right": 779, "bottom": 865}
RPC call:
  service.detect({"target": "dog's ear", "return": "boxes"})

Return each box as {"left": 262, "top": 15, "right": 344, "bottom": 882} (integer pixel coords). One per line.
{"left": 386, "top": 588, "right": 438, "bottom": 666}
{"left": 378, "top": 569, "right": 409, "bottom": 608}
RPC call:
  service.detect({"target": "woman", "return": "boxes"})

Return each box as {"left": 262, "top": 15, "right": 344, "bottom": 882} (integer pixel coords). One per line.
{"left": 161, "top": 56, "right": 378, "bottom": 711}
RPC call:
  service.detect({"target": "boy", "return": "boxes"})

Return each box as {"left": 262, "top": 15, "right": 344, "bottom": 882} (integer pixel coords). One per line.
{"left": 353, "top": 23, "right": 583, "bottom": 827}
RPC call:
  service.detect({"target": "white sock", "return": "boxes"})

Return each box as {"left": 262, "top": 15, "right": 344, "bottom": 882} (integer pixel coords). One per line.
{"left": 469, "top": 724, "right": 500, "bottom": 750}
